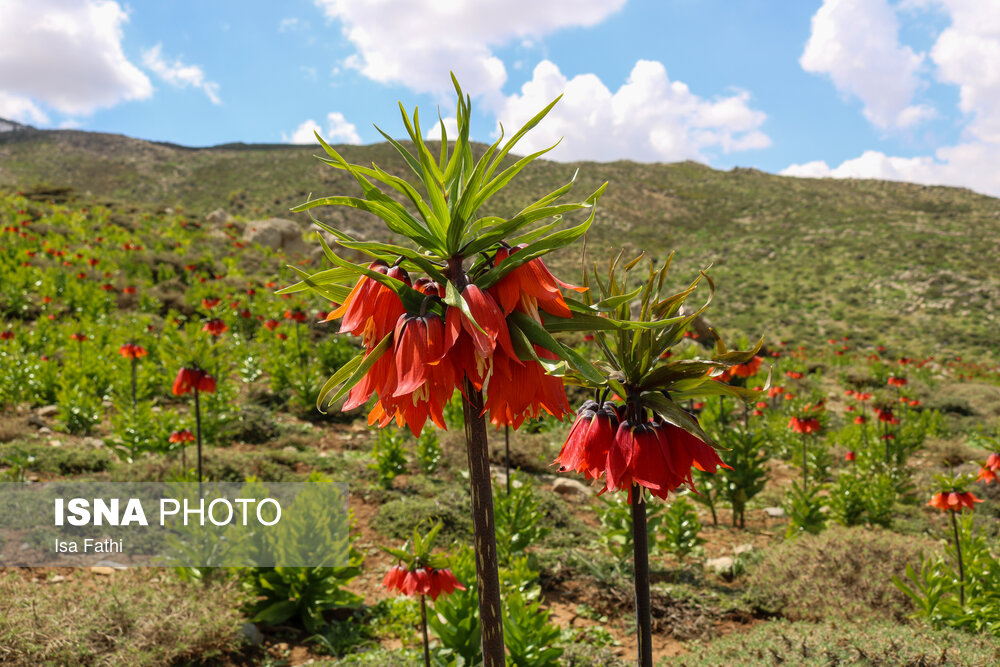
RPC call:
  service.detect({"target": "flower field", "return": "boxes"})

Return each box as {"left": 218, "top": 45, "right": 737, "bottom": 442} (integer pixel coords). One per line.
{"left": 2, "top": 103, "right": 1000, "bottom": 666}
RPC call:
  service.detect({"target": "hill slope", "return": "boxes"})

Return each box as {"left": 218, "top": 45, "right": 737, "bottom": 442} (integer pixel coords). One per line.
{"left": 2, "top": 126, "right": 998, "bottom": 358}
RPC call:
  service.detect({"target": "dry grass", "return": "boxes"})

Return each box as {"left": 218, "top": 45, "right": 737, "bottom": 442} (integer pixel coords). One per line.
{"left": 0, "top": 569, "right": 247, "bottom": 666}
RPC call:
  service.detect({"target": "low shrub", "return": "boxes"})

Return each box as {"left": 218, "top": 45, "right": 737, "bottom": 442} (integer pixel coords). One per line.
{"left": 744, "top": 525, "right": 937, "bottom": 622}
{"left": 668, "top": 619, "right": 1000, "bottom": 666}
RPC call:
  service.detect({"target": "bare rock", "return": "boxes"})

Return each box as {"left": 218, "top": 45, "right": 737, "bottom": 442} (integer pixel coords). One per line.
{"left": 241, "top": 622, "right": 264, "bottom": 646}
{"left": 552, "top": 477, "right": 590, "bottom": 499}
{"left": 705, "top": 556, "right": 734, "bottom": 575}
{"left": 763, "top": 507, "right": 785, "bottom": 518}
{"left": 243, "top": 218, "right": 310, "bottom": 256}
{"left": 734, "top": 543, "right": 754, "bottom": 557}
{"left": 37, "top": 405, "right": 58, "bottom": 418}
{"left": 206, "top": 208, "right": 233, "bottom": 224}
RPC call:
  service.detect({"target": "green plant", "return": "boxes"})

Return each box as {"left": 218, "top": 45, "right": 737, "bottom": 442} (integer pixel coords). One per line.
{"left": 427, "top": 545, "right": 481, "bottom": 666}
{"left": 716, "top": 426, "right": 769, "bottom": 528}
{"left": 55, "top": 385, "right": 102, "bottom": 436}
{"left": 895, "top": 510, "right": 1000, "bottom": 636}
{"left": 502, "top": 588, "right": 563, "bottom": 667}
{"left": 370, "top": 429, "right": 408, "bottom": 488}
{"left": 597, "top": 493, "right": 664, "bottom": 560}
{"left": 414, "top": 429, "right": 442, "bottom": 474}
{"left": 493, "top": 472, "right": 551, "bottom": 565}
{"left": 659, "top": 497, "right": 705, "bottom": 561}
{"left": 244, "top": 564, "right": 362, "bottom": 634}
{"left": 784, "top": 481, "right": 827, "bottom": 537}
{"left": 829, "top": 469, "right": 896, "bottom": 528}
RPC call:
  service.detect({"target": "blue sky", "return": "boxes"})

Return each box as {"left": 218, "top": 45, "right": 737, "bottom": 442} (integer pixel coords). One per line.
{"left": 1, "top": 0, "right": 998, "bottom": 196}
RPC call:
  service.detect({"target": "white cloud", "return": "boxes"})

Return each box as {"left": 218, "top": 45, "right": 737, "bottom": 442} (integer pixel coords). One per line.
{"left": 785, "top": 0, "right": 1000, "bottom": 197}
{"left": 0, "top": 0, "right": 152, "bottom": 118}
{"left": 313, "top": 0, "right": 625, "bottom": 102}
{"left": 425, "top": 116, "right": 459, "bottom": 142}
{"left": 0, "top": 91, "right": 49, "bottom": 125}
{"left": 141, "top": 44, "right": 221, "bottom": 105}
{"left": 801, "top": 0, "right": 932, "bottom": 129}
{"left": 284, "top": 111, "right": 362, "bottom": 145}
{"left": 494, "top": 60, "right": 770, "bottom": 163}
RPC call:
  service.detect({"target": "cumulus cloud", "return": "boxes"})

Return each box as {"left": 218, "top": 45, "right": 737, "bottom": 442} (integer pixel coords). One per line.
{"left": 425, "top": 117, "right": 460, "bottom": 142}
{"left": 494, "top": 60, "right": 770, "bottom": 163}
{"left": 785, "top": 0, "right": 1000, "bottom": 197}
{"left": 284, "top": 111, "right": 362, "bottom": 145}
{"left": 0, "top": 0, "right": 152, "bottom": 118}
{"left": 141, "top": 44, "right": 221, "bottom": 105}
{"left": 313, "top": 0, "right": 625, "bottom": 102}
{"left": 801, "top": 0, "right": 932, "bottom": 129}
{"left": 0, "top": 92, "right": 49, "bottom": 125}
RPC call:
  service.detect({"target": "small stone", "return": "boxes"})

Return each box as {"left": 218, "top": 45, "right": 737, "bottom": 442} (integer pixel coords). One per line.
{"left": 763, "top": 507, "right": 785, "bottom": 518}
{"left": 48, "top": 439, "right": 62, "bottom": 447}
{"left": 706, "top": 556, "right": 734, "bottom": 575}
{"left": 37, "top": 426, "right": 52, "bottom": 435}
{"left": 90, "top": 566, "right": 116, "bottom": 576}
{"left": 282, "top": 445, "right": 298, "bottom": 453}
{"left": 83, "top": 437, "right": 105, "bottom": 448}
{"left": 94, "top": 560, "right": 127, "bottom": 569}
{"left": 552, "top": 477, "right": 590, "bottom": 499}
{"left": 37, "top": 405, "right": 58, "bottom": 418}
{"left": 241, "top": 622, "right": 264, "bottom": 646}
{"left": 49, "top": 575, "right": 66, "bottom": 583}
{"left": 734, "top": 543, "right": 754, "bottom": 556}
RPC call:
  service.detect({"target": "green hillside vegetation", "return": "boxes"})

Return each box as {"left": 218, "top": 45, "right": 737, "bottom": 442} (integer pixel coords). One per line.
{"left": 2, "top": 126, "right": 997, "bottom": 359}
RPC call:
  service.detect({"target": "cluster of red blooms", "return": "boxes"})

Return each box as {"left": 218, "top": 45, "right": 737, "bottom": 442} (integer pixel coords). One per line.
{"left": 976, "top": 453, "right": 1000, "bottom": 484}
{"left": 928, "top": 491, "right": 982, "bottom": 512}
{"left": 0, "top": 330, "right": 13, "bottom": 341}
{"left": 556, "top": 400, "right": 729, "bottom": 501}
{"left": 887, "top": 376, "right": 907, "bottom": 388}
{"left": 874, "top": 407, "right": 899, "bottom": 424}
{"left": 118, "top": 343, "right": 147, "bottom": 359}
{"left": 330, "top": 248, "right": 576, "bottom": 435}
{"left": 382, "top": 565, "right": 465, "bottom": 601}
{"left": 284, "top": 309, "right": 308, "bottom": 323}
{"left": 169, "top": 429, "right": 196, "bottom": 444}
{"left": 785, "top": 370, "right": 804, "bottom": 380}
{"left": 203, "top": 318, "right": 228, "bottom": 336}
{"left": 172, "top": 367, "right": 216, "bottom": 395}
{"left": 70, "top": 333, "right": 87, "bottom": 343}
{"left": 788, "top": 415, "right": 820, "bottom": 434}
{"left": 202, "top": 297, "right": 221, "bottom": 309}
{"left": 718, "top": 356, "right": 763, "bottom": 382}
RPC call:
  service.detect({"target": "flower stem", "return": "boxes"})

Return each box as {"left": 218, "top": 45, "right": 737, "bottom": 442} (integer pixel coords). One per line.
{"left": 461, "top": 378, "right": 505, "bottom": 666}
{"left": 194, "top": 388, "right": 203, "bottom": 497}
{"left": 801, "top": 433, "right": 808, "bottom": 490}
{"left": 631, "top": 484, "right": 653, "bottom": 667}
{"left": 130, "top": 356, "right": 138, "bottom": 412}
{"left": 950, "top": 510, "right": 965, "bottom": 608}
{"left": 504, "top": 425, "right": 511, "bottom": 495}
{"left": 420, "top": 594, "right": 431, "bottom": 667}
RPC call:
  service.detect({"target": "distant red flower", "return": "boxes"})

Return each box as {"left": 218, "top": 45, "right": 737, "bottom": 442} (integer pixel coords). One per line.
{"left": 976, "top": 453, "right": 1000, "bottom": 484}
{"left": 185, "top": 264, "right": 198, "bottom": 272}
{"left": 202, "top": 297, "right": 221, "bottom": 309}
{"left": 172, "top": 367, "right": 216, "bottom": 395}
{"left": 845, "top": 451, "right": 855, "bottom": 462}
{"left": 277, "top": 332, "right": 288, "bottom": 340}
{"left": 263, "top": 319, "right": 280, "bottom": 331}
{"left": 785, "top": 371, "right": 804, "bottom": 380}
{"left": 76, "top": 272, "right": 87, "bottom": 280}
{"left": 169, "top": 429, "right": 196, "bottom": 444}
{"left": 875, "top": 407, "right": 897, "bottom": 423}
{"left": 118, "top": 343, "right": 147, "bottom": 359}
{"left": 203, "top": 318, "right": 228, "bottom": 336}
{"left": 854, "top": 415, "right": 867, "bottom": 425}
{"left": 382, "top": 565, "right": 465, "bottom": 601}
{"left": 855, "top": 392, "right": 872, "bottom": 402}
{"left": 284, "top": 308, "right": 308, "bottom": 323}
{"left": 928, "top": 491, "right": 982, "bottom": 512}
{"left": 0, "top": 330, "right": 13, "bottom": 341}
{"left": 845, "top": 405, "right": 855, "bottom": 412}
{"left": 123, "top": 286, "right": 137, "bottom": 294}
{"left": 887, "top": 376, "right": 907, "bottom": 387}
{"left": 730, "top": 356, "right": 763, "bottom": 378}
{"left": 239, "top": 309, "right": 251, "bottom": 319}
{"left": 692, "top": 402, "right": 706, "bottom": 410}
{"left": 767, "top": 386, "right": 785, "bottom": 398}
{"left": 100, "top": 283, "right": 115, "bottom": 292}
{"left": 70, "top": 333, "right": 87, "bottom": 343}
{"left": 788, "top": 416, "right": 820, "bottom": 434}
{"left": 88, "top": 258, "right": 98, "bottom": 267}
{"left": 752, "top": 409, "right": 764, "bottom": 417}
